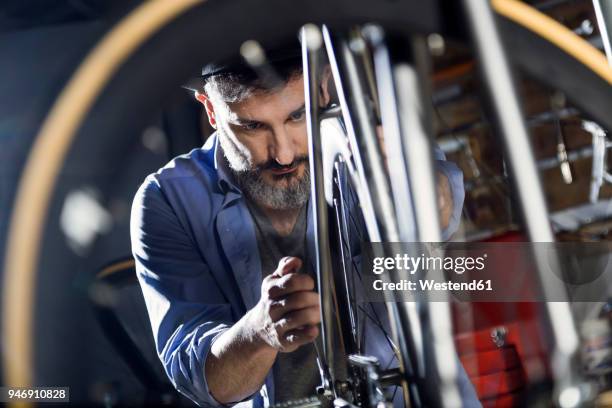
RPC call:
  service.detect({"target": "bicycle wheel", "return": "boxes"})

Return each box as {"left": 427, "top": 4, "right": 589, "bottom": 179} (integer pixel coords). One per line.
{"left": 327, "top": 154, "right": 406, "bottom": 407}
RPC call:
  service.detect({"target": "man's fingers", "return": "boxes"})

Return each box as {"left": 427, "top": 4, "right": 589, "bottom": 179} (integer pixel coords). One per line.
{"left": 269, "top": 292, "right": 320, "bottom": 320}
{"left": 280, "top": 325, "right": 320, "bottom": 351}
{"left": 273, "top": 256, "right": 302, "bottom": 277}
{"left": 275, "top": 306, "right": 320, "bottom": 333}
{"left": 267, "top": 273, "right": 315, "bottom": 299}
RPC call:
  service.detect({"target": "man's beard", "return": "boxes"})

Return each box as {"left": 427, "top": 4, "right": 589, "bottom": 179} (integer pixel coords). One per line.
{"left": 218, "top": 127, "right": 310, "bottom": 210}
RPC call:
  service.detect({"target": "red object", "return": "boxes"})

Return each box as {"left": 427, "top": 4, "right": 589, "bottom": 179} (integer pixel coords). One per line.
{"left": 460, "top": 348, "right": 521, "bottom": 377}
{"left": 471, "top": 368, "right": 524, "bottom": 399}
{"left": 453, "top": 231, "right": 552, "bottom": 406}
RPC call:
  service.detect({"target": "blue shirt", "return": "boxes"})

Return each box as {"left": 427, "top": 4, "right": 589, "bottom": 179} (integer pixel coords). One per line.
{"left": 130, "top": 133, "right": 474, "bottom": 407}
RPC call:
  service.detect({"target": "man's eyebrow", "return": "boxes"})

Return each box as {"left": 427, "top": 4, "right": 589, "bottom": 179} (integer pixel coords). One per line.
{"left": 229, "top": 104, "right": 305, "bottom": 125}
{"left": 230, "top": 116, "right": 261, "bottom": 126}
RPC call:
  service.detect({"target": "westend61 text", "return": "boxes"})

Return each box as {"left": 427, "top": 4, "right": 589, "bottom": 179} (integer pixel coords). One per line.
{"left": 373, "top": 279, "right": 493, "bottom": 292}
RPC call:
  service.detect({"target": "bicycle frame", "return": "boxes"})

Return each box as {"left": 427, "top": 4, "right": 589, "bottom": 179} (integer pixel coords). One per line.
{"left": 461, "top": 0, "right": 584, "bottom": 405}
{"left": 303, "top": 23, "right": 462, "bottom": 408}
{"left": 302, "top": 0, "right": 585, "bottom": 406}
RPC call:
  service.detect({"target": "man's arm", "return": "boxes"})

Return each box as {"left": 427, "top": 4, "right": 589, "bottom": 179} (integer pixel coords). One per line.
{"left": 133, "top": 177, "right": 322, "bottom": 406}
{"left": 205, "top": 257, "right": 320, "bottom": 404}
{"left": 132, "top": 178, "right": 321, "bottom": 406}
{"left": 132, "top": 177, "right": 234, "bottom": 406}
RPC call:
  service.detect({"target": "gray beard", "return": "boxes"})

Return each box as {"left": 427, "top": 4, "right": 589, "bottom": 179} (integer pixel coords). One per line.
{"left": 218, "top": 128, "right": 310, "bottom": 210}
{"left": 234, "top": 167, "right": 310, "bottom": 210}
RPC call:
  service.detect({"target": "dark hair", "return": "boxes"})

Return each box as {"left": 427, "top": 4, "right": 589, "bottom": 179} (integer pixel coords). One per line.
{"left": 204, "top": 55, "right": 303, "bottom": 103}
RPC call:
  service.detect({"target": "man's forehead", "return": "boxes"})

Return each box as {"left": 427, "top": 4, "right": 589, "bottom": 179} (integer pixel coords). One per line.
{"left": 221, "top": 76, "right": 305, "bottom": 122}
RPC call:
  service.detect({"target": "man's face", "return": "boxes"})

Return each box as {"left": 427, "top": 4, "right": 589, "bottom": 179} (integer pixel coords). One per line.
{"left": 206, "top": 74, "right": 329, "bottom": 210}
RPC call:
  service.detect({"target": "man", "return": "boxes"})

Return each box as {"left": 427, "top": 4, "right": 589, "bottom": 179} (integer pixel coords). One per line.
{"left": 130, "top": 48, "right": 471, "bottom": 407}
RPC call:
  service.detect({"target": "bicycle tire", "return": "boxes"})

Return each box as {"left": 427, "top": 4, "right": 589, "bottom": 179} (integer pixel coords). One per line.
{"left": 495, "top": 0, "right": 612, "bottom": 131}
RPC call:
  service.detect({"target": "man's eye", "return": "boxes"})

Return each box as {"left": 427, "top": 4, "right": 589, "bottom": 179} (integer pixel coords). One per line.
{"left": 290, "top": 111, "right": 305, "bottom": 121}
{"left": 242, "top": 122, "right": 262, "bottom": 131}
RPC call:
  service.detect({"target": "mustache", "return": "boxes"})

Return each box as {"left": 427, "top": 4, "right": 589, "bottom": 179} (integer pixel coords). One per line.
{"left": 256, "top": 155, "right": 309, "bottom": 172}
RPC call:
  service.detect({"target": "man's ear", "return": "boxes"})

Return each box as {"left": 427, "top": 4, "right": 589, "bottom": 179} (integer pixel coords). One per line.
{"left": 195, "top": 91, "right": 217, "bottom": 129}
{"left": 319, "top": 65, "right": 333, "bottom": 107}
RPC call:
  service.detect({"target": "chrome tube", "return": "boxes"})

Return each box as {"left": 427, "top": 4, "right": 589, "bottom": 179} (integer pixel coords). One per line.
{"left": 301, "top": 24, "right": 336, "bottom": 396}
{"left": 322, "top": 26, "right": 399, "bottom": 243}
{"left": 364, "top": 26, "right": 461, "bottom": 408}
{"left": 461, "top": 0, "right": 584, "bottom": 404}
{"left": 324, "top": 25, "right": 461, "bottom": 407}
{"left": 323, "top": 26, "right": 423, "bottom": 407}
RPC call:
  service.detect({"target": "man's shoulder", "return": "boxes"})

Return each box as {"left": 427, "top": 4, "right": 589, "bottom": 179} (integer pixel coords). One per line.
{"left": 156, "top": 136, "right": 216, "bottom": 181}
{"left": 134, "top": 135, "right": 222, "bottom": 208}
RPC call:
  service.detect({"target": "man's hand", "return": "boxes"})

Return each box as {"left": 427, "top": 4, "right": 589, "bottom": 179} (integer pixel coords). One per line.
{"left": 205, "top": 256, "right": 320, "bottom": 403}
{"left": 251, "top": 257, "right": 320, "bottom": 353}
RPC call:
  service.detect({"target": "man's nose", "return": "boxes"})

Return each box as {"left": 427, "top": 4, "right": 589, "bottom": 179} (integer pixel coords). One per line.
{"left": 271, "top": 127, "right": 296, "bottom": 165}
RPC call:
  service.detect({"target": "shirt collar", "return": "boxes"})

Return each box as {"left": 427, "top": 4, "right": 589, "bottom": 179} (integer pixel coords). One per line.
{"left": 211, "top": 133, "right": 242, "bottom": 195}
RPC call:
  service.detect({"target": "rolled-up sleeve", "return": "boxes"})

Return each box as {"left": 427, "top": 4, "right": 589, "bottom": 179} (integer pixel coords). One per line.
{"left": 130, "top": 176, "right": 231, "bottom": 407}
{"left": 434, "top": 147, "right": 465, "bottom": 241}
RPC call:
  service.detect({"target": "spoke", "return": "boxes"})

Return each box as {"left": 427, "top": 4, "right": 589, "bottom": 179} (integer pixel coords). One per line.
{"left": 333, "top": 147, "right": 402, "bottom": 404}
{"left": 343, "top": 195, "right": 365, "bottom": 242}
{"left": 336, "top": 166, "right": 365, "bottom": 243}
{"left": 390, "top": 384, "right": 399, "bottom": 402}
{"left": 358, "top": 305, "right": 399, "bottom": 356}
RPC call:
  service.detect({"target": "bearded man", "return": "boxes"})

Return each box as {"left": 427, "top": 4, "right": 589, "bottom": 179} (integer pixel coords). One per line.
{"left": 130, "top": 47, "right": 476, "bottom": 408}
